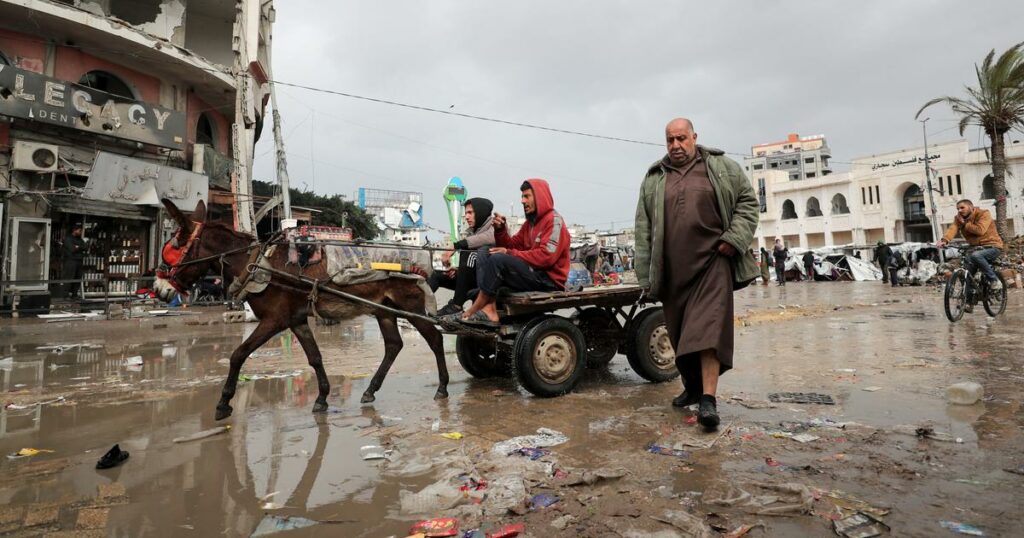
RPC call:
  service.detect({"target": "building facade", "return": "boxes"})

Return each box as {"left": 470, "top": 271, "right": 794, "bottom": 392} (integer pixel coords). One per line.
{"left": 751, "top": 138, "right": 1024, "bottom": 252}
{"left": 357, "top": 187, "right": 427, "bottom": 246}
{"left": 0, "top": 0, "right": 273, "bottom": 313}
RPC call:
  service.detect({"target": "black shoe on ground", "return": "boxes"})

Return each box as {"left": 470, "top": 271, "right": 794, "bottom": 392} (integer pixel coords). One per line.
{"left": 436, "top": 303, "right": 463, "bottom": 317}
{"left": 672, "top": 390, "right": 700, "bottom": 408}
{"left": 698, "top": 395, "right": 720, "bottom": 430}
{"left": 96, "top": 444, "right": 129, "bottom": 469}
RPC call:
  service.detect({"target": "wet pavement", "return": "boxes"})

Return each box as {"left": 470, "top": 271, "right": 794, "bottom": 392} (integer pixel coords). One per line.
{"left": 1, "top": 282, "right": 1023, "bottom": 537}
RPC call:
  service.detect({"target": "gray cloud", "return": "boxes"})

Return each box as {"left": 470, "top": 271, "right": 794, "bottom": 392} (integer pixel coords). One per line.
{"left": 254, "top": 0, "right": 1024, "bottom": 232}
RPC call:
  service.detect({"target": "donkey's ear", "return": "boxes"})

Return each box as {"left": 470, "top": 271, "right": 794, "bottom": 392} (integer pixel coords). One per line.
{"left": 192, "top": 200, "right": 207, "bottom": 223}
{"left": 162, "top": 198, "right": 190, "bottom": 230}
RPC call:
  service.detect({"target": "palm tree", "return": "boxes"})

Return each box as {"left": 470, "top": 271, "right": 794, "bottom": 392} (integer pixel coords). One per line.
{"left": 916, "top": 42, "right": 1024, "bottom": 240}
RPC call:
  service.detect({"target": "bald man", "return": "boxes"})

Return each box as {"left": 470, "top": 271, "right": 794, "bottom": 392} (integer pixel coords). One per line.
{"left": 634, "top": 118, "right": 760, "bottom": 429}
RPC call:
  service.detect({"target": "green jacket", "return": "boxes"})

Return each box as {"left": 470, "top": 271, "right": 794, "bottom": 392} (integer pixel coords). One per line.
{"left": 634, "top": 146, "right": 760, "bottom": 298}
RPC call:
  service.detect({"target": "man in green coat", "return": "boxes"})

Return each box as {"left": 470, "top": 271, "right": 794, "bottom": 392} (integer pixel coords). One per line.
{"left": 634, "top": 118, "right": 759, "bottom": 429}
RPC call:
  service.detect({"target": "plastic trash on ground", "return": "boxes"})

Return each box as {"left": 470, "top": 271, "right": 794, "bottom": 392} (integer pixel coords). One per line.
{"left": 946, "top": 382, "right": 984, "bottom": 405}
{"left": 651, "top": 509, "right": 714, "bottom": 538}
{"left": 7, "top": 448, "right": 55, "bottom": 460}
{"left": 492, "top": 428, "right": 568, "bottom": 456}
{"left": 123, "top": 356, "right": 143, "bottom": 366}
{"left": 360, "top": 445, "right": 392, "bottom": 460}
{"left": 409, "top": 517, "right": 458, "bottom": 537}
{"left": 529, "top": 493, "right": 559, "bottom": 509}
{"left": 939, "top": 521, "right": 986, "bottom": 536}
{"left": 648, "top": 444, "right": 690, "bottom": 458}
{"left": 173, "top": 425, "right": 230, "bottom": 443}
{"left": 440, "top": 432, "right": 464, "bottom": 440}
{"left": 832, "top": 512, "right": 890, "bottom": 538}
{"left": 251, "top": 515, "right": 319, "bottom": 536}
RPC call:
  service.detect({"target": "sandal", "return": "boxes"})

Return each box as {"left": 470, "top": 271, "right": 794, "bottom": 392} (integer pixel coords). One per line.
{"left": 461, "top": 310, "right": 500, "bottom": 328}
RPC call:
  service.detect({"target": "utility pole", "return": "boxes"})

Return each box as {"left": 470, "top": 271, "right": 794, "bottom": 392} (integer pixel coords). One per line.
{"left": 269, "top": 81, "right": 292, "bottom": 221}
{"left": 920, "top": 118, "right": 944, "bottom": 262}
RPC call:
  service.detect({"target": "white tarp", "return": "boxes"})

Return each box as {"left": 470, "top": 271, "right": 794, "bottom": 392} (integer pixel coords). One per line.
{"left": 844, "top": 255, "right": 884, "bottom": 281}
{"left": 82, "top": 151, "right": 208, "bottom": 209}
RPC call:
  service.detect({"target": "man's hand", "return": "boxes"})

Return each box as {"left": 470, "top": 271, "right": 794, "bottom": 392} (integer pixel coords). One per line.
{"left": 489, "top": 247, "right": 508, "bottom": 255}
{"left": 937, "top": 239, "right": 948, "bottom": 248}
{"left": 446, "top": 268, "right": 457, "bottom": 279}
{"left": 955, "top": 214, "right": 966, "bottom": 225}
{"left": 716, "top": 242, "right": 737, "bottom": 257}
{"left": 441, "top": 250, "right": 453, "bottom": 267}
{"left": 492, "top": 213, "right": 506, "bottom": 231}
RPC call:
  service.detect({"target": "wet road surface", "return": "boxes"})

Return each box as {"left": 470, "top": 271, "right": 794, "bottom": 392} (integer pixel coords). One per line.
{"left": 1, "top": 282, "right": 1023, "bottom": 537}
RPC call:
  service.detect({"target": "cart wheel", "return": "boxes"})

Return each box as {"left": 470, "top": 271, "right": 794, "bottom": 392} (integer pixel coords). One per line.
{"left": 513, "top": 316, "right": 587, "bottom": 397}
{"left": 572, "top": 308, "right": 621, "bottom": 367}
{"left": 456, "top": 336, "right": 511, "bottom": 379}
{"left": 625, "top": 308, "right": 679, "bottom": 383}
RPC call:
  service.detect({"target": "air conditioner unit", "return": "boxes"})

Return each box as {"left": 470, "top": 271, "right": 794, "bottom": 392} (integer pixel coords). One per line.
{"left": 12, "top": 141, "right": 59, "bottom": 173}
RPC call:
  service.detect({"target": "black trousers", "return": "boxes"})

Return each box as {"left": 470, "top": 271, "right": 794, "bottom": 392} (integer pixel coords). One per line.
{"left": 476, "top": 250, "right": 559, "bottom": 296}
{"left": 774, "top": 263, "right": 786, "bottom": 285}
{"left": 879, "top": 257, "right": 890, "bottom": 282}
{"left": 62, "top": 259, "right": 83, "bottom": 298}
{"left": 428, "top": 248, "right": 480, "bottom": 306}
{"left": 804, "top": 263, "right": 814, "bottom": 281}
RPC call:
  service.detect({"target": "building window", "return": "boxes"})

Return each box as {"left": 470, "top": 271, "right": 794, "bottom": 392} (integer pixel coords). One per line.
{"left": 861, "top": 187, "right": 867, "bottom": 205}
{"left": 753, "top": 164, "right": 763, "bottom": 170}
{"left": 947, "top": 176, "right": 953, "bottom": 196}
{"left": 196, "top": 113, "right": 216, "bottom": 148}
{"left": 781, "top": 199, "right": 797, "bottom": 220}
{"left": 757, "top": 178, "right": 767, "bottom": 214}
{"left": 869, "top": 187, "right": 874, "bottom": 205}
{"left": 806, "top": 172, "right": 816, "bottom": 178}
{"left": 806, "top": 197, "right": 823, "bottom": 217}
{"left": 770, "top": 163, "right": 778, "bottom": 168}
{"left": 903, "top": 184, "right": 927, "bottom": 221}
{"left": 981, "top": 174, "right": 1008, "bottom": 199}
{"left": 875, "top": 186, "right": 880, "bottom": 205}
{"left": 804, "top": 157, "right": 814, "bottom": 164}
{"left": 831, "top": 194, "right": 850, "bottom": 215}
{"left": 78, "top": 70, "right": 135, "bottom": 99}
{"left": 956, "top": 174, "right": 962, "bottom": 195}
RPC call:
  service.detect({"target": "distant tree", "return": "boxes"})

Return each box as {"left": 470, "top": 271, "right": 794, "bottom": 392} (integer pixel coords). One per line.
{"left": 916, "top": 42, "right": 1024, "bottom": 240}
{"left": 252, "top": 181, "right": 378, "bottom": 240}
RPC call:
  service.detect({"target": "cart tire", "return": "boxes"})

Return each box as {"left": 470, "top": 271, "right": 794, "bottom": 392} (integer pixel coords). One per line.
{"left": 572, "top": 308, "right": 621, "bottom": 367}
{"left": 625, "top": 308, "right": 679, "bottom": 383}
{"left": 456, "top": 336, "right": 511, "bottom": 379}
{"left": 513, "top": 316, "right": 587, "bottom": 397}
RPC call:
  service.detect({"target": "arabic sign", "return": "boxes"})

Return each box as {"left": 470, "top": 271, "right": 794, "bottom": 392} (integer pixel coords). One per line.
{"left": 0, "top": 65, "right": 186, "bottom": 150}
{"left": 871, "top": 154, "right": 941, "bottom": 171}
{"left": 82, "top": 151, "right": 208, "bottom": 208}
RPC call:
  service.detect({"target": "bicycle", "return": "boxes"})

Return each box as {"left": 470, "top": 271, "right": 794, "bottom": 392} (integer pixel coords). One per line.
{"left": 943, "top": 245, "right": 1008, "bottom": 322}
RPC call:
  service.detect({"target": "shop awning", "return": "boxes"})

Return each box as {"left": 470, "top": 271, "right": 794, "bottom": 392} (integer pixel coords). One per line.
{"left": 48, "top": 196, "right": 157, "bottom": 220}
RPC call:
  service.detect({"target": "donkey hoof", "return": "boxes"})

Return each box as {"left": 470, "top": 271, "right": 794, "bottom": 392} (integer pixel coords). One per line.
{"left": 215, "top": 404, "right": 233, "bottom": 421}
{"left": 434, "top": 389, "right": 449, "bottom": 400}
{"left": 312, "top": 400, "right": 328, "bottom": 413}
{"left": 360, "top": 392, "right": 376, "bottom": 404}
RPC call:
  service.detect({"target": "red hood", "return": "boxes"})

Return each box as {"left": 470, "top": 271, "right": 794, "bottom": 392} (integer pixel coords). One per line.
{"left": 525, "top": 178, "right": 554, "bottom": 221}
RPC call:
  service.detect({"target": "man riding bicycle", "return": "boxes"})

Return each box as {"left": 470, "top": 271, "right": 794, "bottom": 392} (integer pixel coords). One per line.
{"left": 937, "top": 199, "right": 1004, "bottom": 299}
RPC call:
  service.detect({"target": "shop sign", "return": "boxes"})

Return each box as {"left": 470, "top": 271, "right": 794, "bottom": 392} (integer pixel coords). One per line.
{"left": 0, "top": 65, "right": 186, "bottom": 150}
{"left": 82, "top": 151, "right": 208, "bottom": 209}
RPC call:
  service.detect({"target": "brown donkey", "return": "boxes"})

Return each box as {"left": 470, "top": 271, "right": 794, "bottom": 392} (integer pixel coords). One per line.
{"left": 153, "top": 199, "right": 449, "bottom": 421}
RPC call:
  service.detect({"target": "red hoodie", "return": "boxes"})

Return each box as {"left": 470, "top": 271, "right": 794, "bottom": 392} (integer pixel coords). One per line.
{"left": 495, "top": 178, "right": 571, "bottom": 288}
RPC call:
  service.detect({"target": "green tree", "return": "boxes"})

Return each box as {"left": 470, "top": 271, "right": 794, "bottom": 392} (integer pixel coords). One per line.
{"left": 916, "top": 42, "right": 1024, "bottom": 240}
{"left": 252, "top": 181, "right": 378, "bottom": 240}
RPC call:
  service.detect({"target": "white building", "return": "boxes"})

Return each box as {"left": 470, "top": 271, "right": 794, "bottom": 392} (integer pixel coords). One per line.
{"left": 752, "top": 138, "right": 1024, "bottom": 251}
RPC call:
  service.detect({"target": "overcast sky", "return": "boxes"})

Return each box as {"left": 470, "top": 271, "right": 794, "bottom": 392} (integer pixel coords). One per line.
{"left": 252, "top": 1, "right": 1024, "bottom": 234}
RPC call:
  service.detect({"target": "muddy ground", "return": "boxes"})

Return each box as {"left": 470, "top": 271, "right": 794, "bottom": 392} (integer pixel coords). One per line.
{"left": 1, "top": 282, "right": 1023, "bottom": 537}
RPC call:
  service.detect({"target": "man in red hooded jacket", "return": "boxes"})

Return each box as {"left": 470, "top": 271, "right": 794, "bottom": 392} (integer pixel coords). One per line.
{"left": 458, "top": 179, "right": 570, "bottom": 325}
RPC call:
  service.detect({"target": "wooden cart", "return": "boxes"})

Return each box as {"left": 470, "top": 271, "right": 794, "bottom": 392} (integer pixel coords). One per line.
{"left": 449, "top": 285, "right": 678, "bottom": 397}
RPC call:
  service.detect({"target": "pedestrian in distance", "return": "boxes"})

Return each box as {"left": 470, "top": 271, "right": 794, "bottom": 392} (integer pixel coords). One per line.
{"left": 772, "top": 239, "right": 788, "bottom": 286}
{"left": 759, "top": 246, "right": 772, "bottom": 285}
{"left": 634, "top": 118, "right": 760, "bottom": 430}
{"left": 873, "top": 240, "right": 892, "bottom": 283}
{"left": 802, "top": 250, "right": 816, "bottom": 282}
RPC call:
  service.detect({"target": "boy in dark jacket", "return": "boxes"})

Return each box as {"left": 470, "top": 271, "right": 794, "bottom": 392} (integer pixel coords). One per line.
{"left": 430, "top": 198, "right": 495, "bottom": 316}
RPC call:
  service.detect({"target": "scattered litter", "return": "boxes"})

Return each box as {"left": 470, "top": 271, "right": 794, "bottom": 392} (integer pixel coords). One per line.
{"left": 724, "top": 523, "right": 765, "bottom": 538}
{"left": 893, "top": 424, "right": 958, "bottom": 443}
{"left": 791, "top": 433, "right": 820, "bottom": 444}
{"left": 686, "top": 415, "right": 698, "bottom": 425}
{"left": 458, "top": 476, "right": 487, "bottom": 492}
{"left": 726, "top": 395, "right": 776, "bottom": 409}
{"left": 946, "top": 382, "right": 984, "bottom": 405}
{"left": 558, "top": 467, "right": 627, "bottom": 486}
{"left": 7, "top": 448, "right": 55, "bottom": 460}
{"left": 707, "top": 482, "right": 815, "bottom": 515}
{"left": 825, "top": 490, "right": 891, "bottom": 517}
{"left": 440, "top": 432, "right": 464, "bottom": 440}
{"left": 173, "top": 425, "right": 230, "bottom": 443}
{"left": 551, "top": 514, "right": 577, "bottom": 531}
{"left": 768, "top": 392, "right": 835, "bottom": 405}
{"left": 360, "top": 445, "right": 392, "bottom": 460}
{"left": 652, "top": 421, "right": 734, "bottom": 451}
{"left": 488, "top": 523, "right": 525, "bottom": 537}
{"left": 250, "top": 349, "right": 283, "bottom": 358}
{"left": 650, "top": 509, "right": 714, "bottom": 537}
{"left": 123, "top": 356, "right": 143, "bottom": 366}
{"left": 409, "top": 517, "right": 459, "bottom": 537}
{"left": 833, "top": 368, "right": 857, "bottom": 373}
{"left": 492, "top": 428, "right": 568, "bottom": 455}
{"left": 833, "top": 512, "right": 890, "bottom": 538}
{"left": 515, "top": 447, "right": 550, "bottom": 460}
{"left": 530, "top": 493, "right": 560, "bottom": 509}
{"left": 862, "top": 386, "right": 882, "bottom": 392}
{"left": 430, "top": 419, "right": 441, "bottom": 432}
{"left": 648, "top": 444, "right": 690, "bottom": 458}
{"left": 939, "top": 521, "right": 986, "bottom": 536}
{"left": 95, "top": 444, "right": 129, "bottom": 469}
{"left": 4, "top": 396, "right": 66, "bottom": 410}
{"left": 251, "top": 515, "right": 319, "bottom": 536}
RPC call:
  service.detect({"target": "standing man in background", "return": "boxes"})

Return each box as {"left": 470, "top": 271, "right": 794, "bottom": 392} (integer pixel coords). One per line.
{"left": 772, "top": 239, "right": 789, "bottom": 286}
{"left": 634, "top": 118, "right": 760, "bottom": 430}
{"left": 62, "top": 225, "right": 86, "bottom": 299}
{"left": 873, "top": 240, "right": 892, "bottom": 284}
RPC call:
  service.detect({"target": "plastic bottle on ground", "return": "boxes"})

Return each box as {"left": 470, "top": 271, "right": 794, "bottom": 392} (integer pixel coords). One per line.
{"left": 946, "top": 382, "right": 984, "bottom": 405}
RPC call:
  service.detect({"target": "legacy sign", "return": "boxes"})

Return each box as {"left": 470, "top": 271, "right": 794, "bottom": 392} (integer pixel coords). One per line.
{"left": 0, "top": 65, "right": 186, "bottom": 150}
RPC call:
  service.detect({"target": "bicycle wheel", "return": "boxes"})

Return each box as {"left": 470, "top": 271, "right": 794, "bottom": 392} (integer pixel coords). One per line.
{"left": 983, "top": 272, "right": 1008, "bottom": 317}
{"left": 944, "top": 271, "right": 967, "bottom": 322}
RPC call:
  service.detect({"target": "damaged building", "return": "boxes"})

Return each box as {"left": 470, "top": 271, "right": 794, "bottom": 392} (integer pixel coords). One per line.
{"left": 0, "top": 0, "right": 274, "bottom": 314}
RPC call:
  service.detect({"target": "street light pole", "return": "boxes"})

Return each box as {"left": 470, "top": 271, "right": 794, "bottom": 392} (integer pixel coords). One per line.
{"left": 920, "top": 118, "right": 944, "bottom": 262}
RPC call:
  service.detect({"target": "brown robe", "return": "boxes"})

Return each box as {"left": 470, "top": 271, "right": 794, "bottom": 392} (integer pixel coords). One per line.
{"left": 660, "top": 155, "right": 734, "bottom": 391}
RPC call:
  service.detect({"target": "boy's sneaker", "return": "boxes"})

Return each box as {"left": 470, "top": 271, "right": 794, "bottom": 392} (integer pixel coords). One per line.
{"left": 437, "top": 303, "right": 463, "bottom": 317}
{"left": 990, "top": 279, "right": 1004, "bottom": 292}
